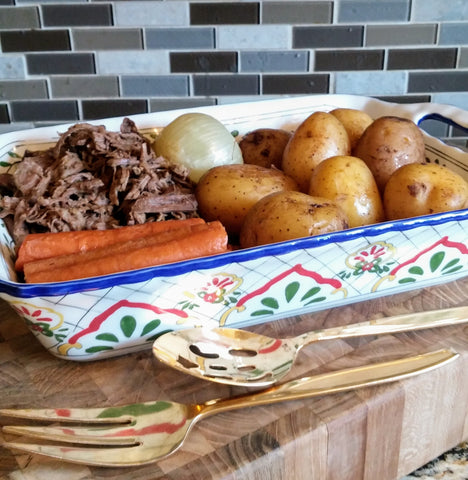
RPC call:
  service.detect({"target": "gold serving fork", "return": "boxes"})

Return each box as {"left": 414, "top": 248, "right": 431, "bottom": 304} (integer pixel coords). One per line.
{"left": 1, "top": 349, "right": 457, "bottom": 467}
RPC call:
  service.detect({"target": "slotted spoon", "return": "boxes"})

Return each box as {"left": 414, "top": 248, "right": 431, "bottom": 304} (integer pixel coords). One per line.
{"left": 153, "top": 306, "right": 468, "bottom": 386}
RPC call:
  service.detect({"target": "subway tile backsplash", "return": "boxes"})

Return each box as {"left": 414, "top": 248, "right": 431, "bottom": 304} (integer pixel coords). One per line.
{"left": 0, "top": 0, "right": 467, "bottom": 138}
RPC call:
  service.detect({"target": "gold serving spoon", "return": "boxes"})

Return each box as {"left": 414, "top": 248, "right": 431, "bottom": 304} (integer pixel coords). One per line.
{"left": 153, "top": 306, "right": 468, "bottom": 386}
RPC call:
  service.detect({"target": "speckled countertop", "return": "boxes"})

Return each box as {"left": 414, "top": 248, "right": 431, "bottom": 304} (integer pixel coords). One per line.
{"left": 402, "top": 442, "right": 468, "bottom": 480}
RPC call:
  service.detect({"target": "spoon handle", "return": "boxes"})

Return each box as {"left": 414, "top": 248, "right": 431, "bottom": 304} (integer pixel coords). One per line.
{"left": 200, "top": 349, "right": 457, "bottom": 416}
{"left": 295, "top": 306, "right": 468, "bottom": 347}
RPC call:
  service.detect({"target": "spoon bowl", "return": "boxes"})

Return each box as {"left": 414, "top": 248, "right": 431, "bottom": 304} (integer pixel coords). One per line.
{"left": 153, "top": 306, "right": 468, "bottom": 386}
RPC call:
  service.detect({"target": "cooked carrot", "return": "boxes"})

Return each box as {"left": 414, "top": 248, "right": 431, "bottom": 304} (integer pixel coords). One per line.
{"left": 23, "top": 221, "right": 228, "bottom": 283}
{"left": 15, "top": 217, "right": 205, "bottom": 271}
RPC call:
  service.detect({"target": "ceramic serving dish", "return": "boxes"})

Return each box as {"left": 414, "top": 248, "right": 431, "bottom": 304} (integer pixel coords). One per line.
{"left": 0, "top": 94, "right": 467, "bottom": 361}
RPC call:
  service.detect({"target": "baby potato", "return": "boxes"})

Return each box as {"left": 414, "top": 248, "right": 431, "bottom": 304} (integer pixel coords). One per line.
{"left": 239, "top": 128, "right": 292, "bottom": 169}
{"left": 282, "top": 111, "right": 351, "bottom": 192}
{"left": 330, "top": 108, "right": 373, "bottom": 151}
{"left": 196, "top": 164, "right": 298, "bottom": 235}
{"left": 384, "top": 163, "right": 468, "bottom": 220}
{"left": 240, "top": 191, "right": 349, "bottom": 248}
{"left": 353, "top": 116, "right": 426, "bottom": 192}
{"left": 308, "top": 155, "right": 385, "bottom": 228}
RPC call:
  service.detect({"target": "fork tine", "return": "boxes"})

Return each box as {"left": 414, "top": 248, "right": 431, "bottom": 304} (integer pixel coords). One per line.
{"left": 1, "top": 441, "right": 146, "bottom": 467}
{"left": 0, "top": 407, "right": 126, "bottom": 423}
{"left": 3, "top": 424, "right": 137, "bottom": 446}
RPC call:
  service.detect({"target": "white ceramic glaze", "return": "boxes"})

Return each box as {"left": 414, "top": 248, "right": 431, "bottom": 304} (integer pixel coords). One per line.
{"left": 0, "top": 94, "right": 467, "bottom": 360}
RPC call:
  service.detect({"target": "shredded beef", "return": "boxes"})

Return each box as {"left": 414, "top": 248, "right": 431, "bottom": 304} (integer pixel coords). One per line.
{"left": 0, "top": 118, "right": 198, "bottom": 246}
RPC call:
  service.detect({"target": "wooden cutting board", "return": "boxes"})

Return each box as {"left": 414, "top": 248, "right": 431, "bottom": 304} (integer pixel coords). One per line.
{"left": 1, "top": 276, "right": 468, "bottom": 480}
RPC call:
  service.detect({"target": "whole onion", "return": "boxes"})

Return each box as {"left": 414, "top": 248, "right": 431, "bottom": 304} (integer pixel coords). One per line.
{"left": 153, "top": 112, "right": 243, "bottom": 183}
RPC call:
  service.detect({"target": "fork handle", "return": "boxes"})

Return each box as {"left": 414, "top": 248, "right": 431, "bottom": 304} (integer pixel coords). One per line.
{"left": 295, "top": 306, "right": 468, "bottom": 347}
{"left": 200, "top": 349, "right": 458, "bottom": 416}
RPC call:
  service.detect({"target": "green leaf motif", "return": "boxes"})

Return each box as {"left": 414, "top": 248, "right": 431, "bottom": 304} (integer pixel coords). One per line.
{"left": 251, "top": 309, "right": 274, "bottom": 316}
{"left": 120, "top": 315, "right": 137, "bottom": 338}
{"left": 430, "top": 252, "right": 445, "bottom": 273}
{"left": 86, "top": 345, "right": 115, "bottom": 353}
{"left": 96, "top": 333, "right": 119, "bottom": 343}
{"left": 408, "top": 266, "right": 424, "bottom": 275}
{"left": 304, "top": 296, "right": 326, "bottom": 306}
{"left": 398, "top": 277, "right": 417, "bottom": 284}
{"left": 141, "top": 319, "right": 161, "bottom": 336}
{"left": 261, "top": 297, "right": 279, "bottom": 309}
{"left": 441, "top": 258, "right": 460, "bottom": 271}
{"left": 301, "top": 286, "right": 321, "bottom": 301}
{"left": 442, "top": 265, "right": 463, "bottom": 275}
{"left": 285, "top": 281, "right": 300, "bottom": 302}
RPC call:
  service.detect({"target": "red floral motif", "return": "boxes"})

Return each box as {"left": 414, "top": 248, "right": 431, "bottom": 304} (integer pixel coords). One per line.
{"left": 17, "top": 305, "right": 53, "bottom": 323}
{"left": 198, "top": 275, "right": 236, "bottom": 304}
{"left": 353, "top": 245, "right": 387, "bottom": 271}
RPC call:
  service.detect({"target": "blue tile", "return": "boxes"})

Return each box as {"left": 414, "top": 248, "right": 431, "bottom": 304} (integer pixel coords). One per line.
{"left": 121, "top": 76, "right": 189, "bottom": 97}
{"left": 338, "top": 0, "right": 410, "bottom": 22}
{"left": 146, "top": 28, "right": 214, "bottom": 49}
{"left": 334, "top": 71, "right": 407, "bottom": 95}
{"left": 411, "top": 0, "right": 468, "bottom": 20}
{"left": 439, "top": 23, "right": 468, "bottom": 45}
{"left": 241, "top": 51, "right": 308, "bottom": 72}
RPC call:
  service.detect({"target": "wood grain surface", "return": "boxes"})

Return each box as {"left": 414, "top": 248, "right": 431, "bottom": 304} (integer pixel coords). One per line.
{"left": 1, "top": 276, "right": 468, "bottom": 480}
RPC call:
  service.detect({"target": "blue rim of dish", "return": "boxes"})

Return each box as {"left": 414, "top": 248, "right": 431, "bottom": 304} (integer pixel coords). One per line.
{"left": 1, "top": 208, "right": 467, "bottom": 298}
{"left": 417, "top": 113, "right": 468, "bottom": 134}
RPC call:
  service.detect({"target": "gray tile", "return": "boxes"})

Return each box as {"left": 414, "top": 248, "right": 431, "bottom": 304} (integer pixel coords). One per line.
{"left": 338, "top": 0, "right": 410, "bottom": 22}
{"left": 0, "top": 103, "right": 9, "bottom": 123}
{"left": 41, "top": 4, "right": 112, "bottom": 27}
{"left": 408, "top": 71, "right": 468, "bottom": 92}
{"left": 293, "top": 25, "right": 363, "bottom": 48}
{"left": 0, "top": 80, "right": 48, "bottom": 100}
{"left": 170, "top": 51, "right": 237, "bottom": 73}
{"left": 240, "top": 51, "right": 308, "bottom": 72}
{"left": 149, "top": 97, "right": 216, "bottom": 112}
{"left": 145, "top": 27, "right": 214, "bottom": 49}
{"left": 26, "top": 53, "right": 95, "bottom": 75}
{"left": 121, "top": 76, "right": 189, "bottom": 97}
{"left": 217, "top": 25, "right": 290, "bottom": 49}
{"left": 366, "top": 24, "right": 437, "bottom": 46}
{"left": 0, "top": 122, "right": 36, "bottom": 134}
{"left": 193, "top": 74, "right": 259, "bottom": 96}
{"left": 81, "top": 99, "right": 148, "bottom": 120}
{"left": 314, "top": 49, "right": 383, "bottom": 71}
{"left": 0, "top": 56, "right": 26, "bottom": 79}
{"left": 411, "top": 0, "right": 468, "bottom": 21}
{"left": 262, "top": 73, "right": 329, "bottom": 94}
{"left": 96, "top": 51, "right": 169, "bottom": 75}
{"left": 114, "top": 2, "right": 189, "bottom": 26}
{"left": 190, "top": 2, "right": 259, "bottom": 25}
{"left": 0, "top": 6, "right": 39, "bottom": 29}
{"left": 50, "top": 76, "right": 119, "bottom": 98}
{"left": 216, "top": 95, "right": 267, "bottom": 105}
{"left": 73, "top": 28, "right": 142, "bottom": 50}
{"left": 376, "top": 94, "right": 431, "bottom": 103}
{"left": 262, "top": 1, "right": 332, "bottom": 24}
{"left": 0, "top": 29, "right": 70, "bottom": 52}
{"left": 439, "top": 23, "right": 468, "bottom": 45}
{"left": 334, "top": 71, "right": 407, "bottom": 95}
{"left": 11, "top": 100, "right": 78, "bottom": 122}
{"left": 459, "top": 48, "right": 468, "bottom": 68}
{"left": 387, "top": 48, "right": 457, "bottom": 70}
